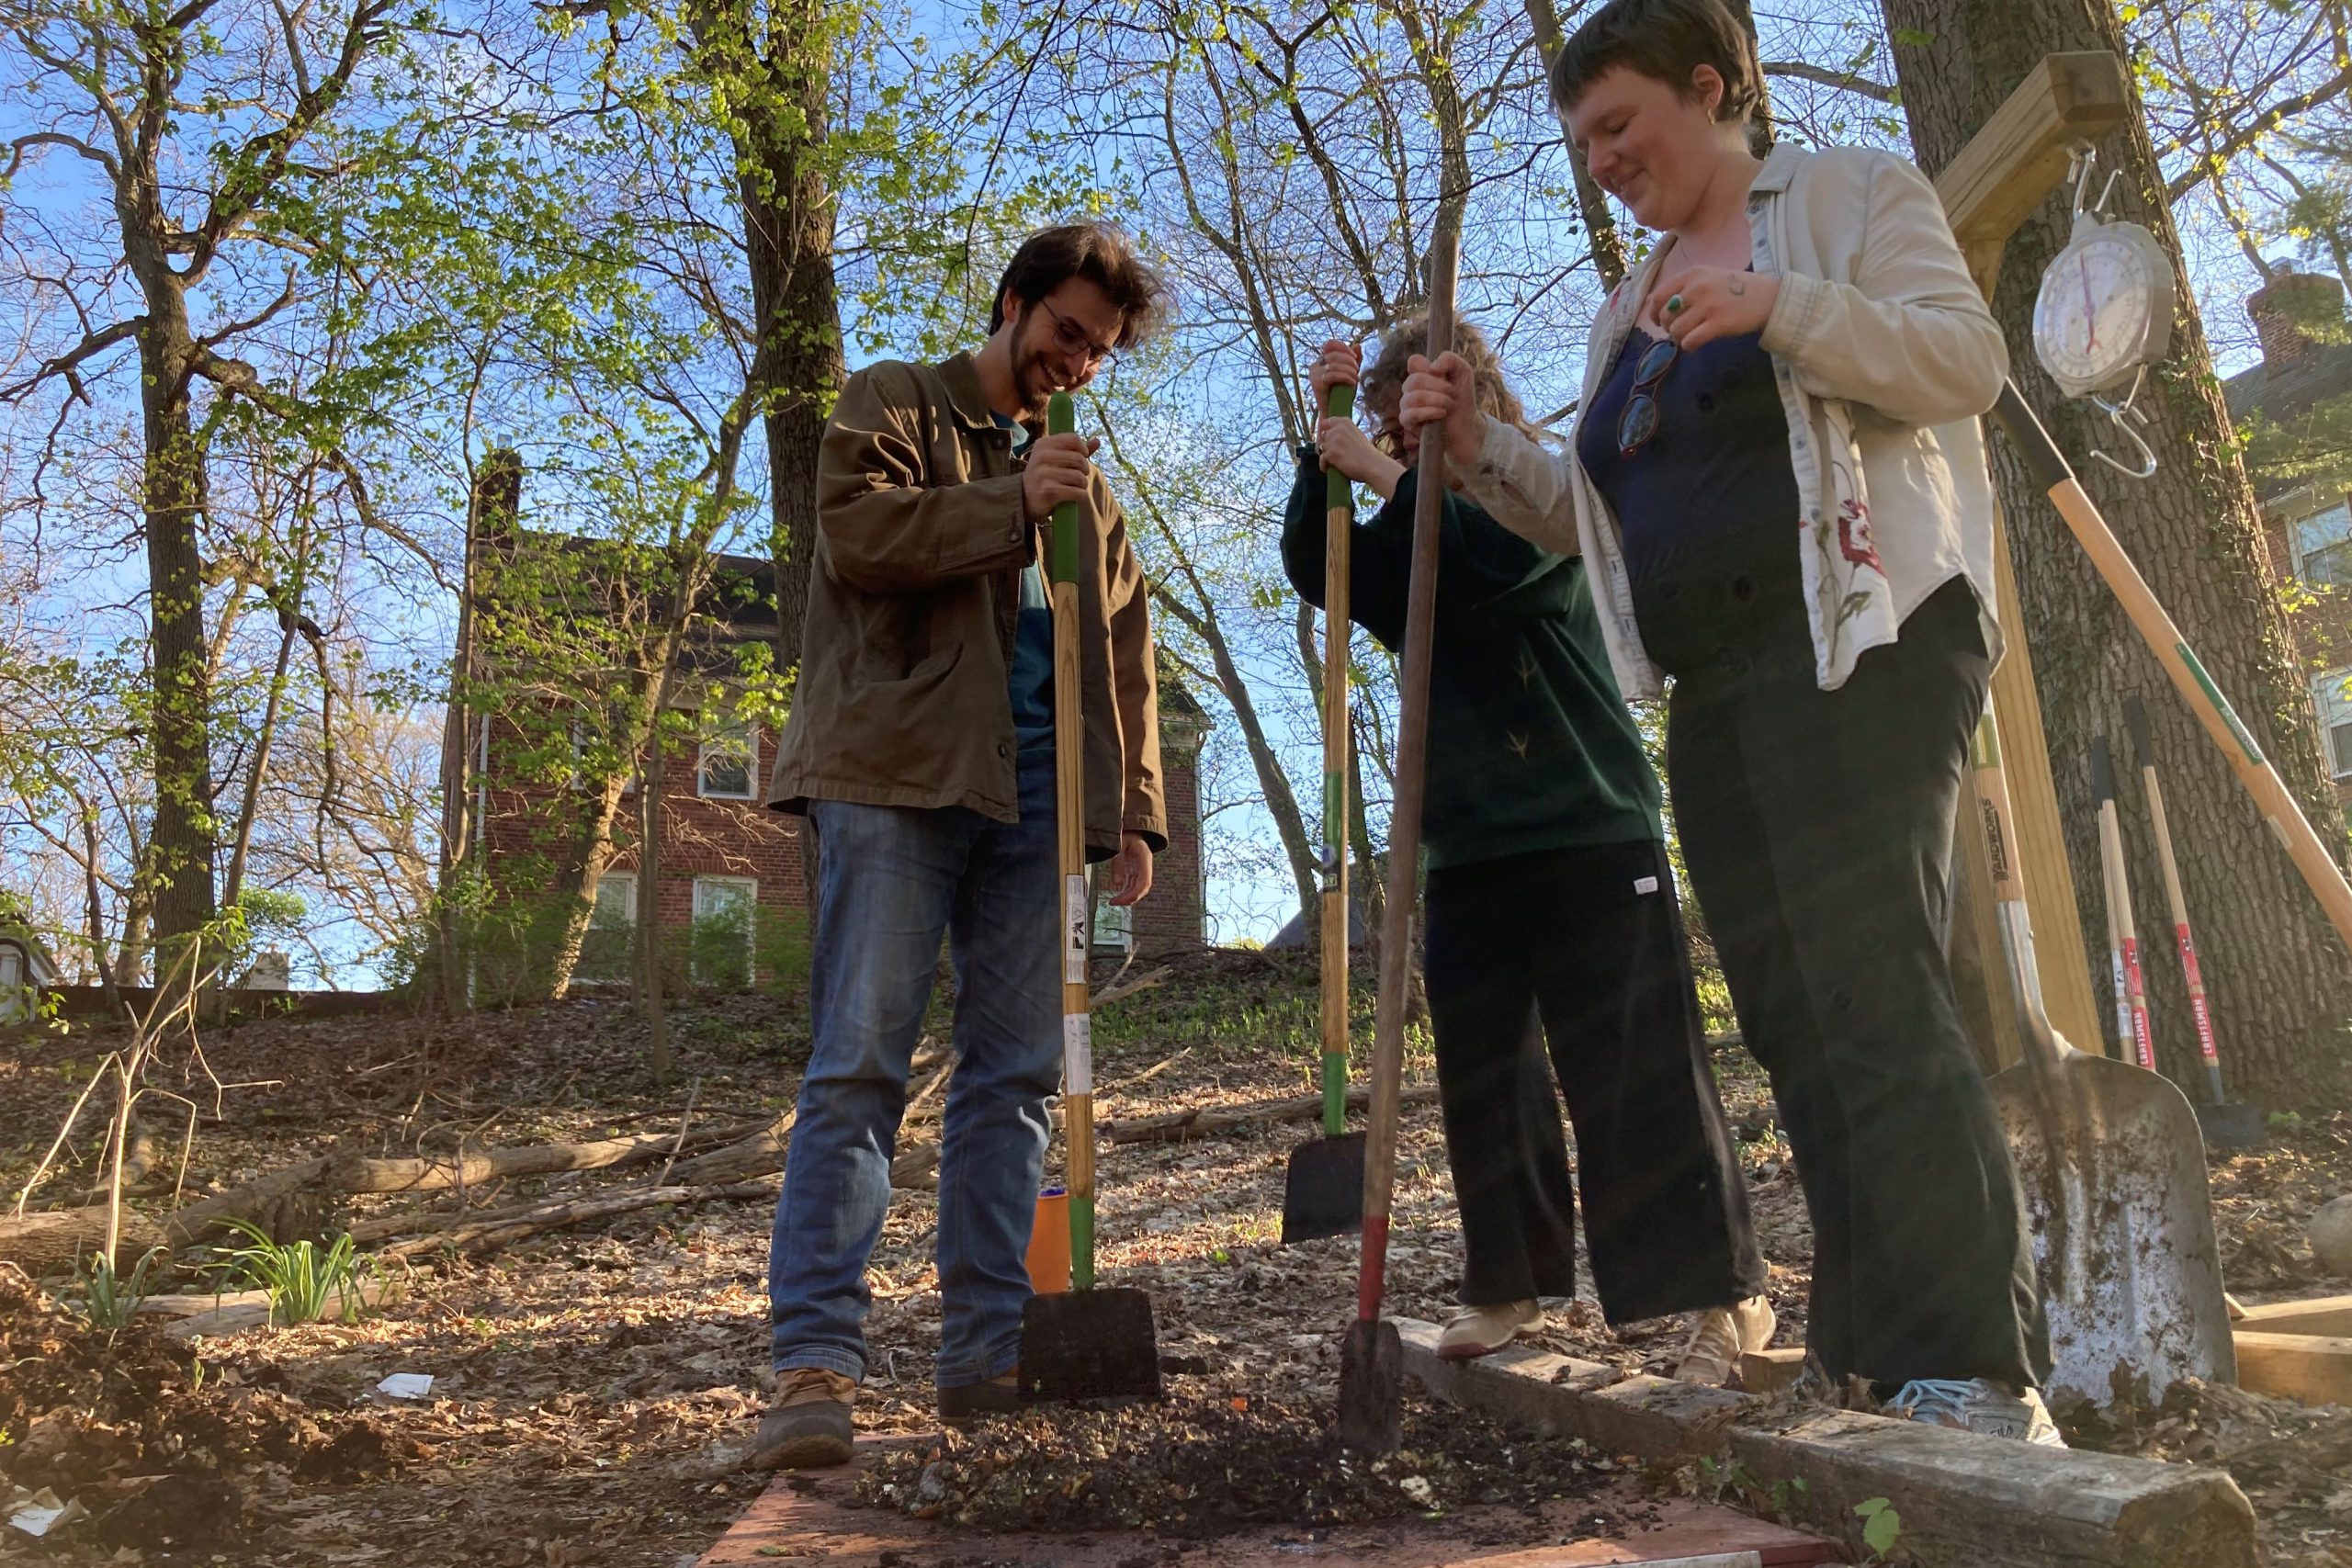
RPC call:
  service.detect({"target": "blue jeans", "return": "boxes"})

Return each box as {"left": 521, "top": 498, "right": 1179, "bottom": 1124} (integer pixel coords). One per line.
{"left": 769, "top": 750, "right": 1060, "bottom": 1390}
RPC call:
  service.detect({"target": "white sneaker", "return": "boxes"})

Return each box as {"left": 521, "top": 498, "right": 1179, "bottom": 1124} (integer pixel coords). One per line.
{"left": 1436, "top": 1299, "right": 1544, "bottom": 1360}
{"left": 1674, "top": 1294, "right": 1777, "bottom": 1386}
{"left": 1887, "top": 1378, "right": 2066, "bottom": 1447}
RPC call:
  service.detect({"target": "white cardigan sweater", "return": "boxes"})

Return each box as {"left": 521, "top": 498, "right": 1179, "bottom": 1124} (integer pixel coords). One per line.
{"left": 1460, "top": 141, "right": 2008, "bottom": 697}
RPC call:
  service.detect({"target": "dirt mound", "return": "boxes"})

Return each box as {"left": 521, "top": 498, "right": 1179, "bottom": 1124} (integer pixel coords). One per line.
{"left": 0, "top": 1272, "right": 419, "bottom": 1551}
{"left": 851, "top": 1394, "right": 1632, "bottom": 1535}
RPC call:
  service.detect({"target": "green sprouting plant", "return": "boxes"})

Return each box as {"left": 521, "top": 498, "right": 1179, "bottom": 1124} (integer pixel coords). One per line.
{"left": 209, "top": 1220, "right": 370, "bottom": 1326}
{"left": 73, "top": 1246, "right": 165, "bottom": 1331}
{"left": 1855, "top": 1496, "right": 1904, "bottom": 1562}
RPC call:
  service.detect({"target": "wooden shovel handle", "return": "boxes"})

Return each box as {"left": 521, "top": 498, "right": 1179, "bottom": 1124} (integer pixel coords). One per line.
{"left": 1046, "top": 392, "right": 1098, "bottom": 1288}
{"left": 1321, "top": 382, "right": 1356, "bottom": 1137}
{"left": 1359, "top": 227, "right": 1460, "bottom": 1323}
{"left": 1991, "top": 384, "right": 2352, "bottom": 956}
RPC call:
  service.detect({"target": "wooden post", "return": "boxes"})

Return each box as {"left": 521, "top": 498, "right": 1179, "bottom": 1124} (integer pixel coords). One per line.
{"left": 1931, "top": 51, "right": 2130, "bottom": 1065}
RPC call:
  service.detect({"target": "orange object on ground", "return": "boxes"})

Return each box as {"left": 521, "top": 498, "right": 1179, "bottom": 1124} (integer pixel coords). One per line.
{"left": 1025, "top": 1189, "right": 1070, "bottom": 1295}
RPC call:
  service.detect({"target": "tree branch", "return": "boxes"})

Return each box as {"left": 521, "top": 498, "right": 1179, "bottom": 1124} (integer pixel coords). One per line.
{"left": 0, "top": 318, "right": 142, "bottom": 403}
{"left": 2166, "top": 63, "right": 2352, "bottom": 202}
{"left": 1760, "top": 59, "right": 1898, "bottom": 105}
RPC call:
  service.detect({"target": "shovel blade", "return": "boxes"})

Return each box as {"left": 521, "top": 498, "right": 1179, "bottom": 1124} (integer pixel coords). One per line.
{"left": 1282, "top": 1132, "right": 1366, "bottom": 1245}
{"left": 1020, "top": 1287, "right": 1162, "bottom": 1405}
{"left": 1334, "top": 1317, "right": 1403, "bottom": 1454}
{"left": 1991, "top": 1052, "right": 2236, "bottom": 1405}
{"left": 2195, "top": 1099, "right": 2267, "bottom": 1153}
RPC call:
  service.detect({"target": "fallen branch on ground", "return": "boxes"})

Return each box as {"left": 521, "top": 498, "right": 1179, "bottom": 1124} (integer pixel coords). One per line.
{"left": 1092, "top": 964, "right": 1172, "bottom": 1008}
{"left": 373, "top": 1179, "right": 779, "bottom": 1260}
{"left": 1100, "top": 1083, "right": 1439, "bottom": 1145}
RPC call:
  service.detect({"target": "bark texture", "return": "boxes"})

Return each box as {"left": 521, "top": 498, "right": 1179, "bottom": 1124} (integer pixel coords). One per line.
{"left": 1883, "top": 1, "right": 2352, "bottom": 1100}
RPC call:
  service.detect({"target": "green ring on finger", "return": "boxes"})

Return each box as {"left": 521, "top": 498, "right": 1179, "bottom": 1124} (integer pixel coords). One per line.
{"left": 1666, "top": 293, "right": 1686, "bottom": 316}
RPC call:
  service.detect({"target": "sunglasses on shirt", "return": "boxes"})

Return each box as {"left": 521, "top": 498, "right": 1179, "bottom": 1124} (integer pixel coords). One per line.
{"left": 1616, "top": 336, "right": 1680, "bottom": 457}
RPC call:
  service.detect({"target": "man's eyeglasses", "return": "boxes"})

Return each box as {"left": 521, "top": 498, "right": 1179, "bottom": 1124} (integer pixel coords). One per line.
{"left": 1036, "top": 297, "right": 1119, "bottom": 369}
{"left": 1615, "top": 336, "right": 1679, "bottom": 457}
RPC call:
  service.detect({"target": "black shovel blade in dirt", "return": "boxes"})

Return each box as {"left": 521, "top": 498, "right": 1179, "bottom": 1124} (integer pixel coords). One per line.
{"left": 1334, "top": 1317, "right": 1402, "bottom": 1454}
{"left": 1281, "top": 1132, "right": 1366, "bottom": 1246}
{"left": 2196, "top": 1099, "right": 2267, "bottom": 1152}
{"left": 1020, "top": 1288, "right": 1162, "bottom": 1404}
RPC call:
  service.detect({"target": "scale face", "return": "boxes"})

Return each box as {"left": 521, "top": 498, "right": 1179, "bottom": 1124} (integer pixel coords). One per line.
{"left": 2031, "top": 215, "right": 2177, "bottom": 400}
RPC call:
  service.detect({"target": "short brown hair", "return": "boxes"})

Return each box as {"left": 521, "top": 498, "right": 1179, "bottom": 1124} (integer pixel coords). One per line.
{"left": 989, "top": 222, "right": 1173, "bottom": 350}
{"left": 1359, "top": 315, "right": 1544, "bottom": 449}
{"left": 1550, "top": 0, "right": 1762, "bottom": 125}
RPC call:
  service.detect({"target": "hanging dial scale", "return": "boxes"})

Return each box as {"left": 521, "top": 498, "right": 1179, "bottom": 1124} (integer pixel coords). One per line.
{"left": 2029, "top": 148, "right": 2175, "bottom": 475}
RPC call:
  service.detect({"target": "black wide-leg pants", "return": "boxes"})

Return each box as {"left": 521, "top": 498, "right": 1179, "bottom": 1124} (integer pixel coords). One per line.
{"left": 1637, "top": 543, "right": 2049, "bottom": 1393}
{"left": 1424, "top": 837, "right": 1766, "bottom": 1324}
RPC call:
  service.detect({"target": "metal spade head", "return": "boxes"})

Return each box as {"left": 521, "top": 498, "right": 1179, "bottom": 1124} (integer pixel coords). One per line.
{"left": 1281, "top": 1132, "right": 1367, "bottom": 1246}
{"left": 1334, "top": 1317, "right": 1403, "bottom": 1454}
{"left": 1019, "top": 1287, "right": 1162, "bottom": 1405}
{"left": 1990, "top": 1045, "right": 2236, "bottom": 1405}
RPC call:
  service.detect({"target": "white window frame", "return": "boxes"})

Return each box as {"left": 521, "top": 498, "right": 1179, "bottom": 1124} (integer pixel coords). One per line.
{"left": 576, "top": 872, "right": 638, "bottom": 985}
{"left": 567, "top": 718, "right": 633, "bottom": 795}
{"left": 2292, "top": 502, "right": 2352, "bottom": 586}
{"left": 691, "top": 875, "right": 758, "bottom": 982}
{"left": 2313, "top": 669, "right": 2352, "bottom": 780}
{"left": 1092, "top": 890, "right": 1136, "bottom": 953}
{"left": 696, "top": 716, "right": 756, "bottom": 800}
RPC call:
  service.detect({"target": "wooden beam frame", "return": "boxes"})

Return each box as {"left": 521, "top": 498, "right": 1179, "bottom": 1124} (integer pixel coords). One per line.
{"left": 1397, "top": 1319, "right": 2258, "bottom": 1568}
{"left": 1933, "top": 51, "right": 2132, "bottom": 1066}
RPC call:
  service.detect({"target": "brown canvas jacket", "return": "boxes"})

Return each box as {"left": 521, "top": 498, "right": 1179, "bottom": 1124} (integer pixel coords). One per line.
{"left": 767, "top": 350, "right": 1167, "bottom": 858}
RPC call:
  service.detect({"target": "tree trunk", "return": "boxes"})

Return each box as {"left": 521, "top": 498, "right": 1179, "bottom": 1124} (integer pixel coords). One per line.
{"left": 639, "top": 719, "right": 671, "bottom": 1085}
{"left": 730, "top": 1, "right": 844, "bottom": 679}
{"left": 532, "top": 775, "right": 632, "bottom": 1002}
{"left": 140, "top": 317, "right": 217, "bottom": 989}
{"left": 1155, "top": 587, "right": 1321, "bottom": 926}
{"left": 1522, "top": 0, "right": 1630, "bottom": 291}
{"left": 1883, "top": 1, "right": 2352, "bottom": 1100}
{"left": 437, "top": 451, "right": 521, "bottom": 1012}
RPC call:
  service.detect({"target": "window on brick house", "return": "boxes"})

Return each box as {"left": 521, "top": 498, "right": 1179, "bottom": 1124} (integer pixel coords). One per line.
{"left": 2293, "top": 504, "right": 2352, "bottom": 586}
{"left": 567, "top": 719, "right": 633, "bottom": 795}
{"left": 1092, "top": 888, "right": 1135, "bottom": 953}
{"left": 2313, "top": 671, "right": 2352, "bottom": 779}
{"left": 577, "top": 872, "right": 636, "bottom": 984}
{"left": 691, "top": 875, "right": 757, "bottom": 987}
{"left": 698, "top": 716, "right": 755, "bottom": 799}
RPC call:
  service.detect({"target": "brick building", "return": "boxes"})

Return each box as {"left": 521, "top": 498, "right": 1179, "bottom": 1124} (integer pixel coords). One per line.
{"left": 477, "top": 547, "right": 1211, "bottom": 983}
{"left": 2225, "top": 265, "right": 2352, "bottom": 808}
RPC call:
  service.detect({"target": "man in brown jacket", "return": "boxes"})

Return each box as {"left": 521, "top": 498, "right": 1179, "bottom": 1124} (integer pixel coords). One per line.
{"left": 754, "top": 224, "right": 1172, "bottom": 1469}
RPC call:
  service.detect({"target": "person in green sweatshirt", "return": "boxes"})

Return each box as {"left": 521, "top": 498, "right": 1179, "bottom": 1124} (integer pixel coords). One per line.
{"left": 1285, "top": 320, "right": 1769, "bottom": 1379}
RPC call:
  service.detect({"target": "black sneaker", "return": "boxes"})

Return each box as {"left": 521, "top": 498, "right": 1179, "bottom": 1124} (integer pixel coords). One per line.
{"left": 936, "top": 1372, "right": 1022, "bottom": 1425}
{"left": 752, "top": 1369, "right": 855, "bottom": 1469}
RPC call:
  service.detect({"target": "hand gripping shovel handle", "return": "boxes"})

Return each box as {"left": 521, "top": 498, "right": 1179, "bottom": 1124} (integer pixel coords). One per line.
{"left": 1990, "top": 383, "right": 2352, "bottom": 956}
{"left": 1047, "top": 391, "right": 1098, "bottom": 1290}
{"left": 1358, "top": 233, "right": 1459, "bottom": 1327}
{"left": 2127, "top": 695, "right": 2225, "bottom": 1100}
{"left": 1320, "top": 381, "right": 1357, "bottom": 1138}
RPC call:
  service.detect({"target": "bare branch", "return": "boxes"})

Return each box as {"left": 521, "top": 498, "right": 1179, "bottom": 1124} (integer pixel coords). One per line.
{"left": 2165, "top": 64, "right": 2352, "bottom": 202}
{"left": 0, "top": 318, "right": 142, "bottom": 403}
{"left": 1760, "top": 59, "right": 1898, "bottom": 105}
{"left": 6, "top": 130, "right": 121, "bottom": 182}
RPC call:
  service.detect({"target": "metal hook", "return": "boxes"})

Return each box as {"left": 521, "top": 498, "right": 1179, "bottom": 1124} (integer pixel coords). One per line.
{"left": 2088, "top": 372, "right": 2158, "bottom": 479}
{"left": 2067, "top": 143, "right": 2098, "bottom": 220}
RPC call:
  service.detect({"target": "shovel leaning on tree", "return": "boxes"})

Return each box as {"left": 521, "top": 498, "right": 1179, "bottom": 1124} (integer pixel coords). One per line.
{"left": 2091, "top": 735, "right": 2156, "bottom": 1070}
{"left": 1970, "top": 385, "right": 2246, "bottom": 1403}
{"left": 2124, "top": 695, "right": 2265, "bottom": 1149}
{"left": 1019, "top": 390, "right": 1161, "bottom": 1405}
{"left": 1283, "top": 378, "right": 1368, "bottom": 1247}
{"left": 1972, "top": 708, "right": 2236, "bottom": 1402}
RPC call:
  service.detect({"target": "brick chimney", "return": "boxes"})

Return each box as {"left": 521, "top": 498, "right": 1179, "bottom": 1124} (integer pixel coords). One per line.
{"left": 2248, "top": 266, "right": 2348, "bottom": 376}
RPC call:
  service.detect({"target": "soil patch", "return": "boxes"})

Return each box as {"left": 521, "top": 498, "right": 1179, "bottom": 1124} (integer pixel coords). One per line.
{"left": 851, "top": 1393, "right": 1637, "bottom": 1537}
